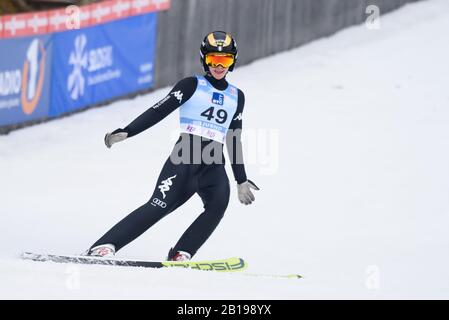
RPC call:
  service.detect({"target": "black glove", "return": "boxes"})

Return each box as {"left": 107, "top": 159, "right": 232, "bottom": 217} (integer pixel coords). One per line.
{"left": 104, "top": 128, "right": 128, "bottom": 148}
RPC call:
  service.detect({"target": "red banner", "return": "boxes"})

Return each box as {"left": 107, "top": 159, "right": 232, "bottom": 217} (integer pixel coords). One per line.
{"left": 2, "top": 11, "right": 48, "bottom": 38}
{"left": 0, "top": 16, "right": 3, "bottom": 38}
{"left": 131, "top": 0, "right": 171, "bottom": 15}
{"left": 0, "top": 0, "right": 170, "bottom": 39}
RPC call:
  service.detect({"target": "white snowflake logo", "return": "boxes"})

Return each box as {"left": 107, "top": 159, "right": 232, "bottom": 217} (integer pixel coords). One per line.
{"left": 67, "top": 34, "right": 88, "bottom": 100}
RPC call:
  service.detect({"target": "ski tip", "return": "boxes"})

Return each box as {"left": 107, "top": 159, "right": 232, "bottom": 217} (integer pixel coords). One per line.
{"left": 280, "top": 274, "right": 302, "bottom": 279}
{"left": 21, "top": 252, "right": 33, "bottom": 259}
{"left": 242, "top": 272, "right": 303, "bottom": 279}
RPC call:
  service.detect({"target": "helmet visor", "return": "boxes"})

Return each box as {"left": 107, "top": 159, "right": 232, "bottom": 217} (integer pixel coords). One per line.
{"left": 205, "top": 53, "right": 235, "bottom": 68}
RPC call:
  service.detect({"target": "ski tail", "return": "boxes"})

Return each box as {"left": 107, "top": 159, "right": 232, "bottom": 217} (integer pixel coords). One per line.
{"left": 21, "top": 252, "right": 164, "bottom": 268}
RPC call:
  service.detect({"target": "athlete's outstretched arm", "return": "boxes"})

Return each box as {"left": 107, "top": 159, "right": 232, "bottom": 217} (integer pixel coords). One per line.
{"left": 104, "top": 77, "right": 198, "bottom": 148}
{"left": 226, "top": 89, "right": 260, "bottom": 205}
{"left": 226, "top": 89, "right": 247, "bottom": 184}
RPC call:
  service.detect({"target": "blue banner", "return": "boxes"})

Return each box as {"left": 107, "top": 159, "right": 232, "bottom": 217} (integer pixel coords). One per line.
{"left": 50, "top": 13, "right": 158, "bottom": 117}
{"left": 0, "top": 12, "right": 158, "bottom": 127}
{"left": 0, "top": 35, "right": 52, "bottom": 127}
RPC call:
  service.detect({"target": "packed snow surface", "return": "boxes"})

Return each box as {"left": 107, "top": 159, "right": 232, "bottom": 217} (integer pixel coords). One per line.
{"left": 1, "top": 0, "right": 448, "bottom": 299}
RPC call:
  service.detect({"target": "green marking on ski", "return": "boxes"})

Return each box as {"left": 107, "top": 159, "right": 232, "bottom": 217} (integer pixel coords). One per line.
{"left": 161, "top": 257, "right": 247, "bottom": 272}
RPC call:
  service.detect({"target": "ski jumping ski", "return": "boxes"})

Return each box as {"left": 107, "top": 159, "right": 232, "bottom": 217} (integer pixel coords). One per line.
{"left": 21, "top": 252, "right": 247, "bottom": 272}
{"left": 21, "top": 252, "right": 302, "bottom": 279}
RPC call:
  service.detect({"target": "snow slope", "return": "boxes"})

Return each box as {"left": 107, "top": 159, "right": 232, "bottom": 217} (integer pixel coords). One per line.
{"left": 1, "top": 0, "right": 449, "bottom": 299}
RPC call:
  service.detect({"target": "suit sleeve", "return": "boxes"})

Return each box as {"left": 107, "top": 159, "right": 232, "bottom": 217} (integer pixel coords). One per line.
{"left": 123, "top": 77, "right": 197, "bottom": 138}
{"left": 226, "top": 89, "right": 248, "bottom": 184}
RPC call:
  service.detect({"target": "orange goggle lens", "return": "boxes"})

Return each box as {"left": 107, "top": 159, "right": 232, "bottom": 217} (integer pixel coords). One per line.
{"left": 205, "top": 54, "right": 235, "bottom": 68}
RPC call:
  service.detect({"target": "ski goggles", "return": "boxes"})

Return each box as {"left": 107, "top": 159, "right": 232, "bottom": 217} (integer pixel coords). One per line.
{"left": 205, "top": 53, "right": 235, "bottom": 68}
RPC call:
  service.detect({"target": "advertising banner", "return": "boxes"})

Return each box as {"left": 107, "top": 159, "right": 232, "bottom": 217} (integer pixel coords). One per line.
{"left": 0, "top": 0, "right": 170, "bottom": 129}
{"left": 50, "top": 13, "right": 158, "bottom": 117}
{"left": 0, "top": 35, "right": 52, "bottom": 126}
